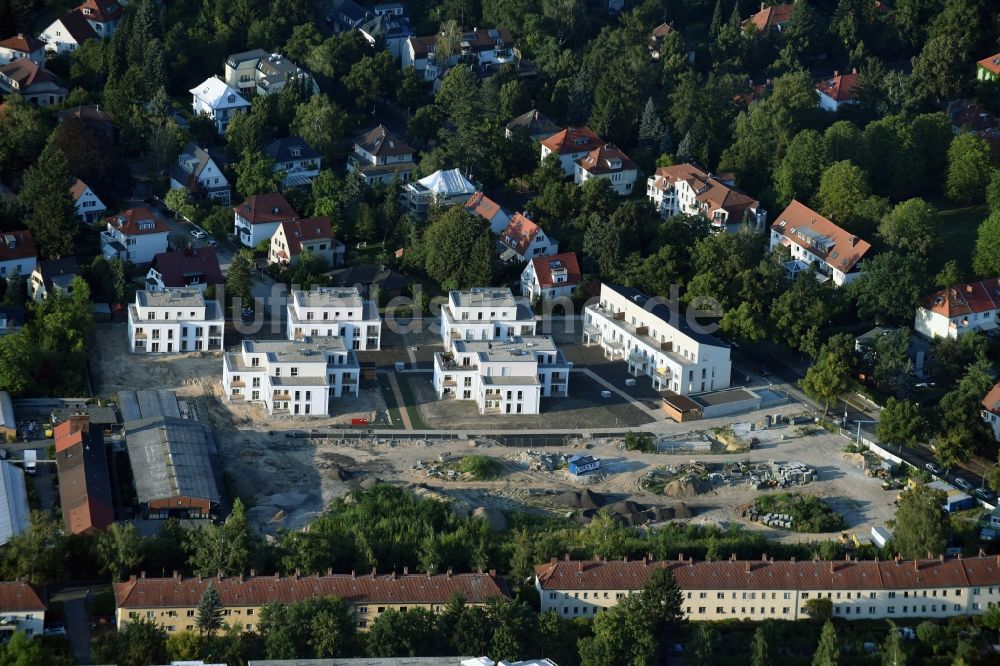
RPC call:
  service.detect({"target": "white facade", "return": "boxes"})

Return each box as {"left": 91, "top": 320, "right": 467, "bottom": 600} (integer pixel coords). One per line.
{"left": 0, "top": 38, "right": 45, "bottom": 66}
{"left": 573, "top": 146, "right": 638, "bottom": 196}
{"left": 0, "top": 233, "right": 36, "bottom": 280}
{"left": 168, "top": 143, "right": 231, "bottom": 205}
{"left": 520, "top": 255, "right": 579, "bottom": 301}
{"left": 0, "top": 582, "right": 44, "bottom": 637}
{"left": 286, "top": 287, "right": 382, "bottom": 350}
{"left": 914, "top": 281, "right": 1000, "bottom": 340}
{"left": 71, "top": 180, "right": 107, "bottom": 223}
{"left": 646, "top": 165, "right": 767, "bottom": 233}
{"left": 982, "top": 384, "right": 1000, "bottom": 442}
{"left": 127, "top": 289, "right": 224, "bottom": 354}
{"left": 189, "top": 77, "right": 251, "bottom": 135}
{"left": 583, "top": 283, "right": 732, "bottom": 395}
{"left": 401, "top": 169, "right": 477, "bottom": 215}
{"left": 222, "top": 338, "right": 360, "bottom": 416}
{"left": 39, "top": 17, "right": 90, "bottom": 54}
{"left": 101, "top": 217, "right": 169, "bottom": 265}
{"left": 916, "top": 306, "right": 999, "bottom": 340}
{"left": 768, "top": 202, "right": 871, "bottom": 287}
{"left": 432, "top": 336, "right": 570, "bottom": 415}
{"left": 439, "top": 288, "right": 537, "bottom": 351}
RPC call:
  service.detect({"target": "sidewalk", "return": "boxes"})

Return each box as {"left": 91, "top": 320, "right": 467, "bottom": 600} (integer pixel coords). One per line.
{"left": 385, "top": 372, "right": 413, "bottom": 430}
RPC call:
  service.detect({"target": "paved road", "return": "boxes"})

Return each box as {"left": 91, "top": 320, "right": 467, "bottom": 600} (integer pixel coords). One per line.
{"left": 50, "top": 587, "right": 95, "bottom": 665}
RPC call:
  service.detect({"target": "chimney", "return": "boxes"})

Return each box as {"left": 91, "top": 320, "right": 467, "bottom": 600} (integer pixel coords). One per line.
{"left": 830, "top": 562, "right": 835, "bottom": 573}
{"left": 550, "top": 557, "right": 557, "bottom": 564}
{"left": 791, "top": 556, "right": 796, "bottom": 562}
{"left": 403, "top": 566, "right": 408, "bottom": 575}
{"left": 351, "top": 570, "right": 356, "bottom": 578}
{"left": 966, "top": 285, "right": 974, "bottom": 293}
{"left": 852, "top": 67, "right": 857, "bottom": 74}
{"left": 564, "top": 553, "right": 570, "bottom": 562}
{"left": 730, "top": 553, "right": 737, "bottom": 562}
{"left": 745, "top": 561, "right": 751, "bottom": 573}
{"left": 249, "top": 569, "right": 255, "bottom": 577}
{"left": 172, "top": 570, "right": 179, "bottom": 579}
{"left": 844, "top": 554, "right": 850, "bottom": 562}
{"left": 678, "top": 553, "right": 684, "bottom": 562}
{"left": 140, "top": 571, "right": 146, "bottom": 579}
{"left": 274, "top": 572, "right": 280, "bottom": 580}
{"left": 327, "top": 568, "right": 333, "bottom": 576}
{"left": 760, "top": 2, "right": 765, "bottom": 9}
{"left": 761, "top": 553, "right": 767, "bottom": 561}
{"left": 489, "top": 569, "right": 496, "bottom": 577}
{"left": 833, "top": 70, "right": 839, "bottom": 78}
{"left": 371, "top": 568, "right": 377, "bottom": 579}
{"left": 238, "top": 573, "right": 244, "bottom": 582}
{"left": 447, "top": 568, "right": 453, "bottom": 578}
{"left": 391, "top": 570, "right": 397, "bottom": 580}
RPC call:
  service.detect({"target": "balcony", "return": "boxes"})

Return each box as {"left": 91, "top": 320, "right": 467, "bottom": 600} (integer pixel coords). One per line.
{"left": 134, "top": 331, "right": 147, "bottom": 339}
{"left": 272, "top": 392, "right": 291, "bottom": 401}
{"left": 435, "top": 353, "right": 476, "bottom": 372}
{"left": 230, "top": 380, "right": 245, "bottom": 388}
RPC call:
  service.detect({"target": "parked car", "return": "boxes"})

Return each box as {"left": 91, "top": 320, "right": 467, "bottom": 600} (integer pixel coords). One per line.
{"left": 190, "top": 228, "right": 206, "bottom": 239}
{"left": 43, "top": 626, "right": 66, "bottom": 636}
{"left": 954, "top": 477, "right": 972, "bottom": 492}
{"left": 974, "top": 488, "right": 995, "bottom": 502}
{"left": 925, "top": 462, "right": 943, "bottom": 475}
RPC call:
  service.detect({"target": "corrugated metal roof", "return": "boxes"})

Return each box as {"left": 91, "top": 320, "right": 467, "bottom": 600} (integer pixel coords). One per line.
{"left": 0, "top": 461, "right": 29, "bottom": 545}
{"left": 0, "top": 391, "right": 14, "bottom": 430}
{"left": 118, "top": 389, "right": 181, "bottom": 424}
{"left": 125, "top": 416, "right": 220, "bottom": 505}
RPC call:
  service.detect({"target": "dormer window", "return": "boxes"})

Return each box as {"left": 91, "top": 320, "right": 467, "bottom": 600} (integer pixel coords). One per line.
{"left": 290, "top": 147, "right": 301, "bottom": 157}
{"left": 82, "top": 8, "right": 92, "bottom": 14}
{"left": 227, "top": 94, "right": 236, "bottom": 103}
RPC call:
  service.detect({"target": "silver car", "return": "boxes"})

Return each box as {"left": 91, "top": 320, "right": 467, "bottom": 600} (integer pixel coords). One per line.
{"left": 953, "top": 477, "right": 972, "bottom": 492}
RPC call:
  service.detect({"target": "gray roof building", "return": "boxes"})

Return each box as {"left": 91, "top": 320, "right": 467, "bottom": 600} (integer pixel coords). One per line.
{"left": 124, "top": 416, "right": 221, "bottom": 508}
{"left": 0, "top": 460, "right": 29, "bottom": 545}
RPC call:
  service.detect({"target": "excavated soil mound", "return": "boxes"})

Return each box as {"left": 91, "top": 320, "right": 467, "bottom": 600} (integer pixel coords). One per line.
{"left": 663, "top": 477, "right": 712, "bottom": 498}
{"left": 554, "top": 488, "right": 606, "bottom": 509}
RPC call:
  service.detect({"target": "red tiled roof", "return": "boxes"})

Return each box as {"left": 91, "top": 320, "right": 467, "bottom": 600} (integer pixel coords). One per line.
{"left": 816, "top": 71, "right": 859, "bottom": 102}
{"left": 76, "top": 0, "right": 121, "bottom": 23}
{"left": 771, "top": 200, "right": 871, "bottom": 274}
{"left": 408, "top": 27, "right": 514, "bottom": 58}
{"left": 234, "top": 193, "right": 298, "bottom": 226}
{"left": 150, "top": 248, "right": 224, "bottom": 288}
{"left": 748, "top": 3, "right": 794, "bottom": 31}
{"left": 921, "top": 278, "right": 1000, "bottom": 318}
{"left": 651, "top": 164, "right": 760, "bottom": 223}
{"left": 651, "top": 22, "right": 674, "bottom": 38}
{"left": 536, "top": 556, "right": 1000, "bottom": 592}
{"left": 978, "top": 52, "right": 1000, "bottom": 76}
{"left": 576, "top": 144, "right": 637, "bottom": 175}
{"left": 69, "top": 178, "right": 91, "bottom": 202}
{"left": 278, "top": 217, "right": 334, "bottom": 255}
{"left": 115, "top": 571, "right": 510, "bottom": 609}
{"left": 500, "top": 213, "right": 541, "bottom": 256}
{"left": 0, "top": 58, "right": 62, "bottom": 89}
{"left": 53, "top": 416, "right": 88, "bottom": 453}
{"left": 0, "top": 582, "right": 45, "bottom": 613}
{"left": 107, "top": 207, "right": 169, "bottom": 236}
{"left": 983, "top": 382, "right": 1000, "bottom": 416}
{"left": 464, "top": 192, "right": 503, "bottom": 221}
{"left": 540, "top": 126, "right": 602, "bottom": 155}
{"left": 54, "top": 415, "right": 114, "bottom": 534}
{"left": 0, "top": 229, "right": 37, "bottom": 262}
{"left": 530, "top": 252, "right": 580, "bottom": 289}
{"left": 0, "top": 34, "right": 45, "bottom": 53}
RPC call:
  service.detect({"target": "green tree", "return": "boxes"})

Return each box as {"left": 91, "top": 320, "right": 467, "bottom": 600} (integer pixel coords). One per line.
{"left": 688, "top": 623, "right": 719, "bottom": 666}
{"left": 422, "top": 207, "right": 494, "bottom": 289}
{"left": 397, "top": 66, "right": 431, "bottom": 113}
{"left": 879, "top": 198, "right": 939, "bottom": 257}
{"left": 893, "top": 484, "right": 949, "bottom": 558}
{"left": 96, "top": 522, "right": 144, "bottom": 582}
{"left": 436, "top": 65, "right": 483, "bottom": 129}
{"left": 910, "top": 34, "right": 967, "bottom": 106}
{"left": 881, "top": 623, "right": 907, "bottom": 666}
{"left": 0, "top": 98, "right": 50, "bottom": 180}
{"left": 164, "top": 188, "right": 197, "bottom": 222}
{"left": 751, "top": 623, "right": 770, "bottom": 666}
{"left": 259, "top": 597, "right": 358, "bottom": 659}
{"left": 935, "top": 260, "right": 964, "bottom": 289}
{"left": 801, "top": 334, "right": 855, "bottom": 414}
{"left": 292, "top": 95, "right": 351, "bottom": 163}
{"left": 0, "top": 630, "right": 73, "bottom": 665}
{"left": 344, "top": 51, "right": 398, "bottom": 111}
{"left": 0, "top": 510, "right": 67, "bottom": 583}
{"left": 235, "top": 150, "right": 283, "bottom": 200}
{"left": 197, "top": 582, "right": 224, "bottom": 637}
{"left": 226, "top": 249, "right": 255, "bottom": 308}
{"left": 946, "top": 133, "right": 995, "bottom": 204}
{"left": 769, "top": 270, "right": 838, "bottom": 356}
{"left": 774, "top": 129, "right": 828, "bottom": 206}
{"left": 972, "top": 211, "right": 1000, "bottom": 277}
{"left": 578, "top": 593, "right": 656, "bottom": 666}
{"left": 366, "top": 608, "right": 439, "bottom": 657}
{"left": 164, "top": 631, "right": 201, "bottom": 661}
{"left": 824, "top": 121, "right": 865, "bottom": 164}
{"left": 848, "top": 252, "right": 928, "bottom": 323}
{"left": 538, "top": 610, "right": 586, "bottom": 666}
{"left": 226, "top": 109, "right": 267, "bottom": 160}
{"left": 812, "top": 620, "right": 840, "bottom": 666}
{"left": 18, "top": 146, "right": 77, "bottom": 258}
{"left": 91, "top": 619, "right": 168, "bottom": 666}
{"left": 816, "top": 160, "right": 872, "bottom": 232}
{"left": 876, "top": 399, "right": 927, "bottom": 448}
{"left": 0, "top": 328, "right": 37, "bottom": 395}
{"left": 937, "top": 360, "right": 993, "bottom": 449}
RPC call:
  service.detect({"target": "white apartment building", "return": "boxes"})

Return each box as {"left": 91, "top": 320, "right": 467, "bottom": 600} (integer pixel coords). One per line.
{"left": 768, "top": 200, "right": 872, "bottom": 287}
{"left": 914, "top": 278, "right": 1000, "bottom": 340}
{"left": 574, "top": 144, "right": 638, "bottom": 196}
{"left": 432, "top": 336, "right": 571, "bottom": 415}
{"left": 583, "top": 283, "right": 731, "bottom": 395}
{"left": 286, "top": 287, "right": 382, "bottom": 350}
{"left": 439, "top": 287, "right": 537, "bottom": 351}
{"left": 536, "top": 556, "right": 1000, "bottom": 623}
{"left": 189, "top": 77, "right": 250, "bottom": 135}
{"left": 222, "top": 337, "right": 360, "bottom": 416}
{"left": 646, "top": 163, "right": 767, "bottom": 233}
{"left": 127, "top": 289, "right": 224, "bottom": 354}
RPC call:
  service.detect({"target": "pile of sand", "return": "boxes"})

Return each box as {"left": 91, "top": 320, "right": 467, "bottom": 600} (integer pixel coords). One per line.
{"left": 663, "top": 477, "right": 712, "bottom": 498}
{"left": 553, "top": 488, "right": 606, "bottom": 509}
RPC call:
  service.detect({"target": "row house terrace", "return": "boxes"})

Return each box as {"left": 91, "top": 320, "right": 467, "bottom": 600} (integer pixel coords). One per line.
{"left": 769, "top": 199, "right": 871, "bottom": 287}
{"left": 536, "top": 555, "right": 1000, "bottom": 622}
{"left": 647, "top": 163, "right": 767, "bottom": 233}
{"left": 583, "top": 283, "right": 731, "bottom": 395}
{"left": 222, "top": 338, "right": 360, "bottom": 416}
{"left": 439, "top": 287, "right": 536, "bottom": 351}
{"left": 286, "top": 287, "right": 382, "bottom": 350}
{"left": 127, "top": 289, "right": 224, "bottom": 354}
{"left": 433, "top": 336, "right": 571, "bottom": 415}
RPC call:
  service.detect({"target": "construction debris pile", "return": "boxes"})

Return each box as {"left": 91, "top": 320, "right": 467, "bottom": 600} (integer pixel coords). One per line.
{"left": 550, "top": 489, "right": 693, "bottom": 526}
{"left": 743, "top": 502, "right": 796, "bottom": 530}
{"left": 730, "top": 460, "right": 815, "bottom": 489}
{"left": 413, "top": 453, "right": 463, "bottom": 480}
{"left": 641, "top": 462, "right": 715, "bottom": 496}
{"left": 508, "top": 450, "right": 570, "bottom": 472}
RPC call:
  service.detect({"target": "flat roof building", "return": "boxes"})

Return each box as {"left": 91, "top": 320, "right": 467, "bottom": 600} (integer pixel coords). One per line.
{"left": 286, "top": 287, "right": 382, "bottom": 350}
{"left": 440, "top": 287, "right": 536, "bottom": 351}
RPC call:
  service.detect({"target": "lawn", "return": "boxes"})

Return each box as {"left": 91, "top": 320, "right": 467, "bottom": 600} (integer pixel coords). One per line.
{"left": 395, "top": 374, "right": 429, "bottom": 430}
{"left": 375, "top": 373, "right": 404, "bottom": 430}
{"left": 930, "top": 198, "right": 987, "bottom": 276}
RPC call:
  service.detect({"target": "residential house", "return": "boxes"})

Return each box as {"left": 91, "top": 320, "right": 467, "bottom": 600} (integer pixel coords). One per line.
{"left": 914, "top": 278, "right": 1000, "bottom": 340}
{"left": 124, "top": 415, "right": 220, "bottom": 519}
{"left": 76, "top": 0, "right": 123, "bottom": 38}
{"left": 359, "top": 11, "right": 414, "bottom": 58}
{"left": 583, "top": 283, "right": 732, "bottom": 394}
{"left": 0, "top": 230, "right": 37, "bottom": 280}
{"left": 646, "top": 163, "right": 767, "bottom": 233}
{"left": 222, "top": 337, "right": 361, "bottom": 414}
{"left": 983, "top": 382, "right": 1000, "bottom": 442}
{"left": 520, "top": 252, "right": 581, "bottom": 301}
{"left": 0, "top": 461, "right": 29, "bottom": 546}
{"left": 347, "top": 126, "right": 417, "bottom": 185}
{"left": 223, "top": 48, "right": 270, "bottom": 95}
{"left": 70, "top": 178, "right": 107, "bottom": 223}
{"left": 464, "top": 192, "right": 512, "bottom": 234}
{"left": 169, "top": 142, "right": 231, "bottom": 205}
{"left": 146, "top": 248, "right": 224, "bottom": 293}
{"left": 504, "top": 109, "right": 560, "bottom": 141}
{"left": 540, "top": 126, "right": 603, "bottom": 176}
{"left": 114, "top": 570, "right": 509, "bottom": 633}
{"left": 189, "top": 77, "right": 251, "bottom": 135}
{"left": 745, "top": 3, "right": 794, "bottom": 33}
{"left": 768, "top": 200, "right": 872, "bottom": 287}
{"left": 233, "top": 192, "right": 298, "bottom": 248}
{"left": 816, "top": 69, "right": 860, "bottom": 112}
{"left": 329, "top": 264, "right": 410, "bottom": 299}
{"left": 855, "top": 326, "right": 930, "bottom": 380}
{"left": 57, "top": 104, "right": 116, "bottom": 142}
{"left": 285, "top": 286, "right": 382, "bottom": 350}
{"left": 0, "top": 34, "right": 45, "bottom": 65}
{"left": 254, "top": 53, "right": 318, "bottom": 97}
{"left": 402, "top": 27, "right": 515, "bottom": 81}
{"left": 401, "top": 35, "right": 454, "bottom": 81}
{"left": 498, "top": 213, "right": 558, "bottom": 262}
{"left": 947, "top": 99, "right": 997, "bottom": 133}
{"left": 126, "top": 288, "right": 224, "bottom": 353}
{"left": 39, "top": 10, "right": 98, "bottom": 53}
{"left": 977, "top": 52, "right": 1000, "bottom": 82}
{"left": 439, "top": 287, "right": 537, "bottom": 351}
{"left": 0, "top": 59, "right": 67, "bottom": 107}
{"left": 102, "top": 207, "right": 170, "bottom": 264}
{"left": 0, "top": 306, "right": 25, "bottom": 337}
{"left": 0, "top": 582, "right": 45, "bottom": 637}
{"left": 535, "top": 556, "right": 1000, "bottom": 622}
{"left": 401, "top": 169, "right": 478, "bottom": 215}
{"left": 268, "top": 217, "right": 344, "bottom": 269}
{"left": 574, "top": 144, "right": 638, "bottom": 195}
{"left": 648, "top": 23, "right": 675, "bottom": 59}
{"left": 329, "top": 0, "right": 368, "bottom": 32}
{"left": 433, "top": 335, "right": 571, "bottom": 414}
{"left": 264, "top": 137, "right": 322, "bottom": 188}
{"left": 54, "top": 416, "right": 113, "bottom": 535}
{"left": 30, "top": 257, "right": 80, "bottom": 301}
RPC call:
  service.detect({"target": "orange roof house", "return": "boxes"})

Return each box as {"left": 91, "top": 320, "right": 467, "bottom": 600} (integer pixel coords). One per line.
{"left": 769, "top": 200, "right": 871, "bottom": 286}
